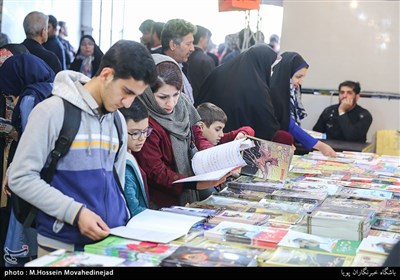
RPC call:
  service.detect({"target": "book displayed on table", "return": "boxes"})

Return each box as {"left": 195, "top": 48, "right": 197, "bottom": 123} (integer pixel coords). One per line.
{"left": 84, "top": 236, "right": 178, "bottom": 265}
{"left": 110, "top": 209, "right": 204, "bottom": 243}
{"left": 204, "top": 221, "right": 288, "bottom": 249}
{"left": 173, "top": 138, "right": 254, "bottom": 183}
{"left": 264, "top": 247, "right": 354, "bottom": 267}
{"left": 25, "top": 249, "right": 126, "bottom": 267}
{"left": 278, "top": 230, "right": 361, "bottom": 256}
{"left": 240, "top": 135, "right": 294, "bottom": 182}
{"left": 160, "top": 245, "right": 258, "bottom": 267}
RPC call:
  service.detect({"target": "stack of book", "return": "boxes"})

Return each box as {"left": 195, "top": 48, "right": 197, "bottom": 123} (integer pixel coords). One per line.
{"left": 307, "top": 210, "right": 371, "bottom": 240}
{"left": 204, "top": 221, "right": 288, "bottom": 249}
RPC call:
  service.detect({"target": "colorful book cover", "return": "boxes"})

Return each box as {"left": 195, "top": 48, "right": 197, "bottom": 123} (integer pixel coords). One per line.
{"left": 84, "top": 236, "right": 177, "bottom": 264}
{"left": 371, "top": 218, "right": 400, "bottom": 233}
{"left": 278, "top": 230, "right": 360, "bottom": 256}
{"left": 160, "top": 246, "right": 257, "bottom": 267}
{"left": 26, "top": 249, "right": 126, "bottom": 267}
{"left": 265, "top": 247, "right": 354, "bottom": 267}
{"left": 240, "top": 135, "right": 294, "bottom": 182}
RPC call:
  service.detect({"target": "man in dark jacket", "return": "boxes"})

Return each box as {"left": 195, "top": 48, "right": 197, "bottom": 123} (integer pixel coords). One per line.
{"left": 21, "top": 11, "right": 62, "bottom": 74}
{"left": 313, "top": 81, "right": 372, "bottom": 142}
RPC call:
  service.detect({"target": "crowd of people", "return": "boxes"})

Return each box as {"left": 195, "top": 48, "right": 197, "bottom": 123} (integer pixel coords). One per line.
{"left": 0, "top": 12, "right": 386, "bottom": 267}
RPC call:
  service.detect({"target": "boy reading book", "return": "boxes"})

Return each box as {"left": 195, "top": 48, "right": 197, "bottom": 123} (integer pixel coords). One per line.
{"left": 194, "top": 102, "right": 255, "bottom": 150}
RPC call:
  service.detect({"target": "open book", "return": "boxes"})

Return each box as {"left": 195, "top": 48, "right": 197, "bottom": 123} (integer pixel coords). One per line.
{"left": 240, "top": 135, "right": 294, "bottom": 182}
{"left": 173, "top": 138, "right": 254, "bottom": 183}
{"left": 110, "top": 209, "right": 204, "bottom": 243}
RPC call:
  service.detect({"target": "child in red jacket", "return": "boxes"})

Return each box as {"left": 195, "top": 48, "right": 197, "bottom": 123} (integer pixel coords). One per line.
{"left": 194, "top": 102, "right": 255, "bottom": 151}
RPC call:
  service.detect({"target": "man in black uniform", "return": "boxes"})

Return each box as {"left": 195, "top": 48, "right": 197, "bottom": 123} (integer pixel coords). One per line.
{"left": 313, "top": 81, "right": 372, "bottom": 142}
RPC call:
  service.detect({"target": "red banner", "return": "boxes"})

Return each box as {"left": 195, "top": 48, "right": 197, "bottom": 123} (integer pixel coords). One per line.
{"left": 219, "top": 0, "right": 260, "bottom": 12}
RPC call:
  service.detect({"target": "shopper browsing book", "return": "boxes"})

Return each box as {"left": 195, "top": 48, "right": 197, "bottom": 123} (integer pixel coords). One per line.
{"left": 135, "top": 54, "right": 229, "bottom": 208}
{"left": 193, "top": 102, "right": 255, "bottom": 150}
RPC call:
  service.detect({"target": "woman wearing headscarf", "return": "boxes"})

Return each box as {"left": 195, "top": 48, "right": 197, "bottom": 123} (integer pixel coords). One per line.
{"left": 69, "top": 35, "right": 103, "bottom": 78}
{"left": 0, "top": 43, "right": 30, "bottom": 267}
{"left": 270, "top": 51, "right": 336, "bottom": 157}
{"left": 0, "top": 53, "right": 54, "bottom": 266}
{"left": 135, "top": 54, "right": 227, "bottom": 208}
{"left": 195, "top": 43, "right": 280, "bottom": 141}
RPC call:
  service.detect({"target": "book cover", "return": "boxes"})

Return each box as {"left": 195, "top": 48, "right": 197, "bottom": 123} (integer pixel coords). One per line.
{"left": 160, "top": 245, "right": 257, "bottom": 267}
{"left": 25, "top": 249, "right": 126, "bottom": 267}
{"left": 84, "top": 236, "right": 177, "bottom": 264}
{"left": 278, "top": 230, "right": 360, "bottom": 256}
{"left": 265, "top": 247, "right": 354, "bottom": 267}
{"left": 241, "top": 135, "right": 294, "bottom": 182}
{"left": 204, "top": 221, "right": 288, "bottom": 249}
{"left": 351, "top": 252, "right": 387, "bottom": 267}
{"left": 357, "top": 236, "right": 397, "bottom": 255}
{"left": 227, "top": 175, "right": 285, "bottom": 192}
{"left": 173, "top": 138, "right": 254, "bottom": 183}
{"left": 208, "top": 209, "right": 269, "bottom": 225}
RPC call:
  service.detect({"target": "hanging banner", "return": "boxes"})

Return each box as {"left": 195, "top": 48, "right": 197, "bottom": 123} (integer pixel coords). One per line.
{"left": 219, "top": 0, "right": 260, "bottom": 12}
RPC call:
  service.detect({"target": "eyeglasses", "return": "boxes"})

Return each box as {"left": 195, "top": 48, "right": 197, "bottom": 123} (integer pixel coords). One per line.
{"left": 128, "top": 127, "right": 153, "bottom": 140}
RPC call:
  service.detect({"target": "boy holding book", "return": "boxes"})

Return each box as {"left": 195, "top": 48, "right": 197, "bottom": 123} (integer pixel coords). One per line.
{"left": 194, "top": 102, "right": 255, "bottom": 150}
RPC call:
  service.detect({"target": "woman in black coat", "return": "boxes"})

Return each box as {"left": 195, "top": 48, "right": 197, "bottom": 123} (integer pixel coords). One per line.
{"left": 69, "top": 35, "right": 103, "bottom": 78}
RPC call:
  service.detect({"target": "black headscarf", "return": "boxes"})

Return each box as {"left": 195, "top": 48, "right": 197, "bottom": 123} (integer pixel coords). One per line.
{"left": 195, "top": 43, "right": 279, "bottom": 140}
{"left": 270, "top": 51, "right": 309, "bottom": 131}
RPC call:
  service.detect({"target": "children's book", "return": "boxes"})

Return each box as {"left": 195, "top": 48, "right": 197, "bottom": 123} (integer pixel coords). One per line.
{"left": 240, "top": 135, "right": 294, "bottom": 182}
{"left": 173, "top": 138, "right": 254, "bottom": 183}
{"left": 110, "top": 209, "right": 204, "bottom": 243}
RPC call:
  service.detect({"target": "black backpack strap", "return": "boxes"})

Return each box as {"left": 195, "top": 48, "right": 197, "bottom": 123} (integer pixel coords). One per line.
{"left": 112, "top": 111, "right": 124, "bottom": 193}
{"left": 43, "top": 99, "right": 81, "bottom": 183}
{"left": 23, "top": 99, "right": 81, "bottom": 227}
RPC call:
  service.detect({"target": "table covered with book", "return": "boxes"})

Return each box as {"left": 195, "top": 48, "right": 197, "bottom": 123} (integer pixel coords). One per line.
{"left": 27, "top": 147, "right": 400, "bottom": 267}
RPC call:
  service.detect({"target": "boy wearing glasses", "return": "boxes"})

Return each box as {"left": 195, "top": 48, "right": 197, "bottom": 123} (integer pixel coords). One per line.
{"left": 119, "top": 99, "right": 152, "bottom": 216}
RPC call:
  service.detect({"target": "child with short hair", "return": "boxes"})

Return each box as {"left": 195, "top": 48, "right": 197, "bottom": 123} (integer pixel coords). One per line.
{"left": 119, "top": 98, "right": 151, "bottom": 216}
{"left": 194, "top": 102, "right": 255, "bottom": 150}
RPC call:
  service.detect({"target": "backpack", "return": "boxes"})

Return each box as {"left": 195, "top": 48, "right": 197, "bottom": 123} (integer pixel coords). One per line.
{"left": 12, "top": 99, "right": 123, "bottom": 228}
